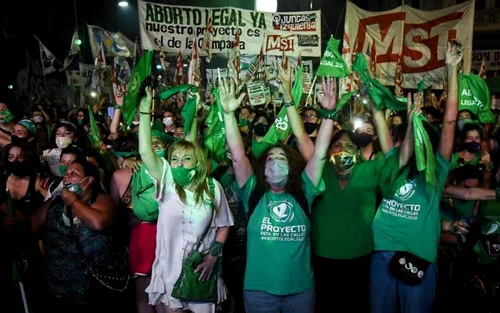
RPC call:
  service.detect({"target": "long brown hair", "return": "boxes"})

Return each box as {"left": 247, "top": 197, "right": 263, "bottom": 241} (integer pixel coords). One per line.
{"left": 255, "top": 143, "right": 306, "bottom": 193}
{"left": 167, "top": 140, "right": 215, "bottom": 205}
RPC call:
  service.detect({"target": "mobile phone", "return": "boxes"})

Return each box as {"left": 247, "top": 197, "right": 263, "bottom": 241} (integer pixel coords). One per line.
{"left": 107, "top": 106, "right": 115, "bottom": 118}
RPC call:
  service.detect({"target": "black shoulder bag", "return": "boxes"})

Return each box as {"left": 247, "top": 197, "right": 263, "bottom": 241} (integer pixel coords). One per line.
{"left": 68, "top": 203, "right": 131, "bottom": 301}
{"left": 388, "top": 251, "right": 431, "bottom": 286}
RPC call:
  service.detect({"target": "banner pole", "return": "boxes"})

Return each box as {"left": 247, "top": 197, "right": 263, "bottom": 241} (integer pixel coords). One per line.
{"left": 307, "top": 75, "right": 318, "bottom": 106}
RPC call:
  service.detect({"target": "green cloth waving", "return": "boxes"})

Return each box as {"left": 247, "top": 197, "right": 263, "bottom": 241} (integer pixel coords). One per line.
{"left": 132, "top": 164, "right": 159, "bottom": 221}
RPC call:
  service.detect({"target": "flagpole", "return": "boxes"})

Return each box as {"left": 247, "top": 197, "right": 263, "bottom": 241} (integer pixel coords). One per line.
{"left": 307, "top": 75, "right": 318, "bottom": 106}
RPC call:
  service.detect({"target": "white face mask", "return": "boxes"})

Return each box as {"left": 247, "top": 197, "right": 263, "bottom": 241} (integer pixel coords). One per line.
{"left": 56, "top": 137, "right": 72, "bottom": 149}
{"left": 163, "top": 117, "right": 174, "bottom": 127}
{"left": 33, "top": 116, "right": 43, "bottom": 123}
{"left": 265, "top": 159, "right": 289, "bottom": 189}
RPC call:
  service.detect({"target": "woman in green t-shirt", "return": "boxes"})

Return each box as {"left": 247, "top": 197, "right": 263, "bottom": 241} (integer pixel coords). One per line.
{"left": 219, "top": 65, "right": 335, "bottom": 313}
{"left": 370, "top": 41, "right": 463, "bottom": 313}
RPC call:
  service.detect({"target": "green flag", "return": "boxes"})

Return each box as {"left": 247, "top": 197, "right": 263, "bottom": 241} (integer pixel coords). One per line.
{"left": 159, "top": 84, "right": 195, "bottom": 100}
{"left": 352, "top": 53, "right": 405, "bottom": 112}
{"left": 417, "top": 79, "right": 425, "bottom": 93}
{"left": 182, "top": 92, "right": 198, "bottom": 135}
{"left": 123, "top": 50, "right": 153, "bottom": 127}
{"left": 458, "top": 73, "right": 495, "bottom": 123}
{"left": 413, "top": 114, "right": 437, "bottom": 195}
{"left": 262, "top": 64, "right": 304, "bottom": 145}
{"left": 318, "top": 91, "right": 357, "bottom": 119}
{"left": 316, "top": 37, "right": 349, "bottom": 78}
{"left": 88, "top": 105, "right": 101, "bottom": 149}
{"left": 204, "top": 88, "right": 227, "bottom": 163}
{"left": 158, "top": 84, "right": 197, "bottom": 134}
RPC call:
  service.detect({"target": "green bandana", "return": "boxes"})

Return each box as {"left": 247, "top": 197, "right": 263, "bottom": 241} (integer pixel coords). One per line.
{"left": 413, "top": 114, "right": 437, "bottom": 195}
{"left": 1, "top": 109, "right": 14, "bottom": 123}
{"left": 111, "top": 150, "right": 139, "bottom": 158}
{"left": 131, "top": 164, "right": 159, "bottom": 221}
{"left": 17, "top": 119, "right": 38, "bottom": 138}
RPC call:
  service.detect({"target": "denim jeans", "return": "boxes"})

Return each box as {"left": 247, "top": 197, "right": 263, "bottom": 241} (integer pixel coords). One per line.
{"left": 369, "top": 251, "right": 437, "bottom": 313}
{"left": 244, "top": 289, "right": 315, "bottom": 313}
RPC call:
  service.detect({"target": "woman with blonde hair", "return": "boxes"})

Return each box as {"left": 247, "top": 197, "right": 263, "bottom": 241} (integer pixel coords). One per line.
{"left": 138, "top": 87, "right": 234, "bottom": 313}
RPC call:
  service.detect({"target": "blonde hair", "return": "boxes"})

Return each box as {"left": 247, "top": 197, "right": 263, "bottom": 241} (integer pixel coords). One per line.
{"left": 168, "top": 140, "right": 215, "bottom": 205}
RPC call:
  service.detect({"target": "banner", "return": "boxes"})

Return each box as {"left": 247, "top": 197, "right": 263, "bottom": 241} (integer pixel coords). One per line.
{"left": 341, "top": 0, "right": 474, "bottom": 91}
{"left": 472, "top": 50, "right": 500, "bottom": 73}
{"left": 138, "top": 0, "right": 322, "bottom": 57}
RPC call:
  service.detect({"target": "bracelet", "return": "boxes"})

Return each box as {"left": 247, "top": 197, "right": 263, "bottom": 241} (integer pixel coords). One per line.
{"left": 318, "top": 108, "right": 338, "bottom": 120}
{"left": 209, "top": 241, "right": 224, "bottom": 257}
{"left": 283, "top": 100, "right": 294, "bottom": 108}
{"left": 140, "top": 111, "right": 151, "bottom": 115}
{"left": 69, "top": 198, "right": 79, "bottom": 207}
{"left": 495, "top": 188, "right": 500, "bottom": 200}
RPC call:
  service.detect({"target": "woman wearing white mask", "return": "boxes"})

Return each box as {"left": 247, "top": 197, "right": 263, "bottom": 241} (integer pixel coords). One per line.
{"left": 162, "top": 110, "right": 176, "bottom": 135}
{"left": 220, "top": 74, "right": 335, "bottom": 313}
{"left": 43, "top": 122, "right": 78, "bottom": 177}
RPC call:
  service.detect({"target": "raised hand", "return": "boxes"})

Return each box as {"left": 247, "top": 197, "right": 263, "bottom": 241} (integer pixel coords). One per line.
{"left": 219, "top": 78, "right": 246, "bottom": 114}
{"left": 277, "top": 56, "right": 292, "bottom": 100}
{"left": 445, "top": 40, "right": 463, "bottom": 68}
{"left": 139, "top": 87, "right": 152, "bottom": 113}
{"left": 318, "top": 77, "right": 337, "bottom": 110}
{"left": 407, "top": 92, "right": 423, "bottom": 124}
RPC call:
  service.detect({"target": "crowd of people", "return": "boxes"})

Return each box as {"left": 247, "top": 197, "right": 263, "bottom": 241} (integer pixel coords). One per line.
{"left": 1, "top": 41, "right": 500, "bottom": 313}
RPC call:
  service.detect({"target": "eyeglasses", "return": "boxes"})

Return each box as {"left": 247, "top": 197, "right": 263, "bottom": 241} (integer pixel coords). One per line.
{"left": 303, "top": 114, "right": 318, "bottom": 119}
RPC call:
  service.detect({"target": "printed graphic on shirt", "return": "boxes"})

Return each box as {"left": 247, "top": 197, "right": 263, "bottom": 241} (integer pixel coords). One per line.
{"left": 259, "top": 199, "right": 307, "bottom": 242}
{"left": 380, "top": 179, "right": 421, "bottom": 221}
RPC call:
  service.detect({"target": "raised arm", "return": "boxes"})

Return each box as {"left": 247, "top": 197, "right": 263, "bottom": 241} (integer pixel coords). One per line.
{"left": 278, "top": 58, "right": 315, "bottom": 161}
{"left": 372, "top": 105, "right": 394, "bottom": 154}
{"left": 138, "top": 87, "right": 163, "bottom": 183}
{"left": 439, "top": 41, "right": 463, "bottom": 161}
{"left": 442, "top": 185, "right": 498, "bottom": 201}
{"left": 399, "top": 93, "right": 422, "bottom": 169}
{"left": 305, "top": 77, "right": 336, "bottom": 186}
{"left": 219, "top": 79, "right": 253, "bottom": 188}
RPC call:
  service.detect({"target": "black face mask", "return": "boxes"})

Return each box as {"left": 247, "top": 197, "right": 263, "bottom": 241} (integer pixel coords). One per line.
{"left": 355, "top": 132, "right": 373, "bottom": 147}
{"left": 253, "top": 124, "right": 269, "bottom": 137}
{"left": 6, "top": 161, "right": 31, "bottom": 177}
{"left": 11, "top": 135, "right": 28, "bottom": 144}
{"left": 304, "top": 122, "right": 318, "bottom": 135}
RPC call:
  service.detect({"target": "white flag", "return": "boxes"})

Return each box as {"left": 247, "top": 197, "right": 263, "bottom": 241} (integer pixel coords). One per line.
{"left": 61, "top": 30, "right": 81, "bottom": 71}
{"left": 35, "top": 36, "right": 57, "bottom": 75}
{"left": 87, "top": 24, "right": 135, "bottom": 59}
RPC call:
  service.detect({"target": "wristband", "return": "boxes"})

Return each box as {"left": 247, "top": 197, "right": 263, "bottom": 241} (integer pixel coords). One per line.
{"left": 69, "top": 198, "right": 79, "bottom": 207}
{"left": 283, "top": 100, "right": 294, "bottom": 108}
{"left": 209, "top": 241, "right": 224, "bottom": 257}
{"left": 318, "top": 108, "right": 338, "bottom": 120}
{"left": 495, "top": 188, "right": 500, "bottom": 200}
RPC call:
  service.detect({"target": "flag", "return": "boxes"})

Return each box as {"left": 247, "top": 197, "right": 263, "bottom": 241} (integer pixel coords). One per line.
{"left": 95, "top": 41, "right": 107, "bottom": 69}
{"left": 370, "top": 42, "right": 377, "bottom": 77}
{"left": 174, "top": 52, "right": 184, "bottom": 85}
{"left": 35, "top": 36, "right": 57, "bottom": 75}
{"left": 158, "top": 84, "right": 197, "bottom": 134}
{"left": 394, "top": 55, "right": 403, "bottom": 97}
{"left": 262, "top": 64, "right": 304, "bottom": 145}
{"left": 204, "top": 88, "right": 226, "bottom": 163}
{"left": 458, "top": 73, "right": 495, "bottom": 123}
{"left": 244, "top": 42, "right": 265, "bottom": 85}
{"left": 479, "top": 59, "right": 487, "bottom": 80}
{"left": 157, "top": 46, "right": 169, "bottom": 71}
{"left": 316, "top": 37, "right": 349, "bottom": 78}
{"left": 228, "top": 29, "right": 241, "bottom": 85}
{"left": 352, "top": 53, "right": 405, "bottom": 112}
{"left": 61, "top": 30, "right": 81, "bottom": 71}
{"left": 202, "top": 17, "right": 214, "bottom": 62}
{"left": 123, "top": 50, "right": 153, "bottom": 127}
{"left": 188, "top": 38, "right": 201, "bottom": 87}
{"left": 87, "top": 24, "right": 135, "bottom": 59}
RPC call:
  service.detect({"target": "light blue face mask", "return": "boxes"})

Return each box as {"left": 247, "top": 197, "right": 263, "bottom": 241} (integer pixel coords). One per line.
{"left": 66, "top": 177, "right": 89, "bottom": 196}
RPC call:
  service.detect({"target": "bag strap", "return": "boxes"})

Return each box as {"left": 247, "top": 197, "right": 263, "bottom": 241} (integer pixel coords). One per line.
{"left": 194, "top": 178, "right": 216, "bottom": 251}
{"left": 67, "top": 203, "right": 89, "bottom": 266}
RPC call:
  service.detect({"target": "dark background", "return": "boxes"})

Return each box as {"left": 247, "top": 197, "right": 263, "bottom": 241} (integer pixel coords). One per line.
{"left": 0, "top": 0, "right": 497, "bottom": 103}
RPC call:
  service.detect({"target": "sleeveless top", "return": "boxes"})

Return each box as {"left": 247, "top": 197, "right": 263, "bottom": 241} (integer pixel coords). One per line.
{"left": 4, "top": 173, "right": 44, "bottom": 217}
{"left": 44, "top": 196, "right": 119, "bottom": 304}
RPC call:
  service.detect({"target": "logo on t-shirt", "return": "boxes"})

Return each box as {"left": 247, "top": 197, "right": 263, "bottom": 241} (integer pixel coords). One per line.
{"left": 396, "top": 179, "right": 417, "bottom": 201}
{"left": 268, "top": 200, "right": 294, "bottom": 222}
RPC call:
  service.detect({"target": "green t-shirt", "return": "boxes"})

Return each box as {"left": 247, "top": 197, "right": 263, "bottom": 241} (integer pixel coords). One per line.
{"left": 450, "top": 152, "right": 493, "bottom": 171}
{"left": 439, "top": 198, "right": 476, "bottom": 222}
{"left": 372, "top": 151, "right": 450, "bottom": 263}
{"left": 311, "top": 151, "right": 392, "bottom": 259}
{"left": 238, "top": 171, "right": 324, "bottom": 295}
{"left": 251, "top": 139, "right": 272, "bottom": 159}
{"left": 358, "top": 150, "right": 384, "bottom": 162}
